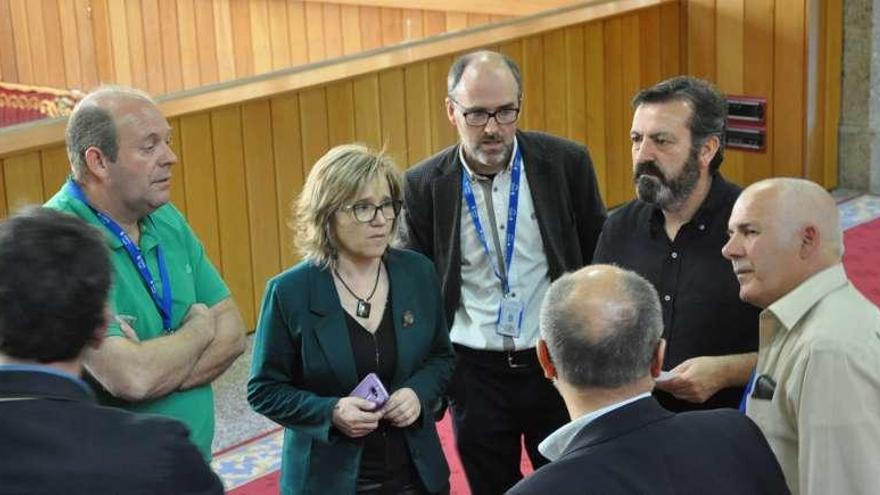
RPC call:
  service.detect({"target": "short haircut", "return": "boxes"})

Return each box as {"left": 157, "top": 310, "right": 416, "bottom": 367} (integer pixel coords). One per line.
{"left": 65, "top": 86, "right": 156, "bottom": 179}
{"left": 447, "top": 50, "right": 524, "bottom": 99}
{"left": 632, "top": 76, "right": 728, "bottom": 173}
{"left": 540, "top": 268, "right": 663, "bottom": 388}
{"left": 0, "top": 207, "right": 111, "bottom": 362}
{"left": 293, "top": 144, "right": 403, "bottom": 269}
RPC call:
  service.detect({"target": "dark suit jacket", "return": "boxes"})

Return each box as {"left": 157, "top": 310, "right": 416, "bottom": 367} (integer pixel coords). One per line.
{"left": 247, "top": 248, "right": 455, "bottom": 494}
{"left": 403, "top": 131, "right": 607, "bottom": 323}
{"left": 0, "top": 368, "right": 223, "bottom": 495}
{"left": 507, "top": 397, "right": 789, "bottom": 495}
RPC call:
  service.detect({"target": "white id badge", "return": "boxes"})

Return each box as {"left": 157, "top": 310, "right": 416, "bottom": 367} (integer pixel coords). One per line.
{"left": 496, "top": 297, "right": 524, "bottom": 338}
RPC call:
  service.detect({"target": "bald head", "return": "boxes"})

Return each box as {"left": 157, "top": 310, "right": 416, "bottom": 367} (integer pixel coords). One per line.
{"left": 447, "top": 50, "right": 523, "bottom": 100}
{"left": 540, "top": 265, "right": 663, "bottom": 389}
{"left": 723, "top": 178, "right": 842, "bottom": 308}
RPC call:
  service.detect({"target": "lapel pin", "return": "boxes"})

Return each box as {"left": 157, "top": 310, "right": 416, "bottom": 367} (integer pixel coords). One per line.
{"left": 402, "top": 310, "right": 415, "bottom": 328}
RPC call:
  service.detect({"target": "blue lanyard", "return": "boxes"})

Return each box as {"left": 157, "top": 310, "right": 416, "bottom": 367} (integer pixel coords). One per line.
{"left": 739, "top": 368, "right": 756, "bottom": 413}
{"left": 460, "top": 147, "right": 522, "bottom": 294}
{"left": 65, "top": 179, "right": 173, "bottom": 332}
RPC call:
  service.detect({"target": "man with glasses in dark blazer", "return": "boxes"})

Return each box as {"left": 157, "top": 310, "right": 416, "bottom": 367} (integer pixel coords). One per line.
{"left": 402, "top": 50, "right": 606, "bottom": 494}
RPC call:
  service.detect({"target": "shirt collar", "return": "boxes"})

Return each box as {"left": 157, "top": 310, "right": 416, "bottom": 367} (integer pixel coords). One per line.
{"left": 458, "top": 137, "right": 520, "bottom": 181}
{"left": 538, "top": 391, "right": 652, "bottom": 461}
{"left": 764, "top": 263, "right": 848, "bottom": 332}
{"left": 0, "top": 363, "right": 92, "bottom": 394}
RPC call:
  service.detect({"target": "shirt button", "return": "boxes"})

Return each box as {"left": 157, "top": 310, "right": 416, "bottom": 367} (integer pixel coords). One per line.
{"left": 671, "top": 252, "right": 678, "bottom": 259}
{"left": 494, "top": 187, "right": 499, "bottom": 192}
{"left": 499, "top": 225, "right": 505, "bottom": 230}
{"left": 663, "top": 295, "right": 672, "bottom": 302}
{"left": 698, "top": 224, "right": 706, "bottom": 231}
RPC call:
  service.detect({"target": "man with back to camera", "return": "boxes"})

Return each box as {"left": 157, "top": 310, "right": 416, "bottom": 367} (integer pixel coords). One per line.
{"left": 593, "top": 76, "right": 759, "bottom": 412}
{"left": 403, "top": 50, "right": 607, "bottom": 493}
{"left": 506, "top": 264, "right": 788, "bottom": 495}
{"left": 45, "top": 86, "right": 246, "bottom": 459}
{"left": 723, "top": 178, "right": 880, "bottom": 494}
{"left": 0, "top": 207, "right": 223, "bottom": 494}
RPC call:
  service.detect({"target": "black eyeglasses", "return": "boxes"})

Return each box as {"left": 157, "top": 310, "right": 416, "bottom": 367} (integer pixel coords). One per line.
{"left": 449, "top": 95, "right": 520, "bottom": 127}
{"left": 340, "top": 200, "right": 402, "bottom": 223}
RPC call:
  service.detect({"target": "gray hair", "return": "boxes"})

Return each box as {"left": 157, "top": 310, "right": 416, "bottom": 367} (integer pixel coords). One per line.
{"left": 540, "top": 268, "right": 663, "bottom": 389}
{"left": 447, "top": 50, "right": 523, "bottom": 99}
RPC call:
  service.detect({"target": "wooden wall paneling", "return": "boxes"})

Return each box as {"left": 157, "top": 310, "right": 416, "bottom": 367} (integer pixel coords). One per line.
{"left": 125, "top": 0, "right": 149, "bottom": 91}
{"left": 24, "top": 0, "right": 50, "bottom": 86}
{"left": 106, "top": 0, "right": 133, "bottom": 86}
{"left": 822, "top": 0, "right": 842, "bottom": 188}
{"left": 603, "top": 16, "right": 627, "bottom": 207}
{"left": 141, "top": 0, "right": 167, "bottom": 94}
{"left": 0, "top": 0, "right": 18, "bottom": 82}
{"left": 323, "top": 4, "right": 344, "bottom": 59}
{"left": 521, "top": 35, "right": 545, "bottom": 130}
{"left": 466, "top": 14, "right": 490, "bottom": 28}
{"left": 73, "top": 0, "right": 99, "bottom": 89}
{"left": 402, "top": 9, "right": 424, "bottom": 42}
{"left": 179, "top": 113, "right": 221, "bottom": 262}
{"left": 9, "top": 0, "right": 34, "bottom": 83}
{"left": 90, "top": 0, "right": 115, "bottom": 84}
{"left": 210, "top": 106, "right": 256, "bottom": 329}
{"left": 3, "top": 153, "right": 44, "bottom": 211}
{"left": 270, "top": 93, "right": 305, "bottom": 268}
{"left": 563, "top": 26, "right": 586, "bottom": 146}
{"left": 168, "top": 118, "right": 188, "bottom": 214}
{"left": 213, "top": 0, "right": 237, "bottom": 81}
{"left": 743, "top": 0, "right": 774, "bottom": 183}
{"left": 230, "top": 0, "right": 255, "bottom": 78}
{"left": 353, "top": 74, "right": 383, "bottom": 148}
{"left": 427, "top": 55, "right": 455, "bottom": 151}
{"left": 773, "top": 0, "right": 805, "bottom": 177}
{"left": 542, "top": 29, "right": 567, "bottom": 137}
{"left": 687, "top": 0, "right": 716, "bottom": 80}
{"left": 803, "top": 0, "right": 824, "bottom": 186}
{"left": 0, "top": 162, "right": 7, "bottom": 218}
{"left": 423, "top": 10, "right": 446, "bottom": 37}
{"left": 158, "top": 0, "right": 184, "bottom": 92}
{"left": 177, "top": 0, "right": 202, "bottom": 88}
{"left": 381, "top": 7, "right": 404, "bottom": 47}
{"left": 325, "top": 80, "right": 357, "bottom": 145}
{"left": 39, "top": 146, "right": 69, "bottom": 200}
{"left": 40, "top": 0, "right": 67, "bottom": 88}
{"left": 241, "top": 100, "right": 282, "bottom": 316}
{"left": 194, "top": 0, "right": 220, "bottom": 84}
{"left": 446, "top": 12, "right": 468, "bottom": 33}
{"left": 298, "top": 86, "right": 331, "bottom": 170}
{"left": 616, "top": 14, "right": 641, "bottom": 207}
{"left": 58, "top": 0, "right": 83, "bottom": 87}
{"left": 340, "top": 5, "right": 363, "bottom": 55}
{"left": 638, "top": 7, "right": 662, "bottom": 88}
{"left": 584, "top": 20, "right": 608, "bottom": 203}
{"left": 359, "top": 7, "right": 383, "bottom": 51}
{"left": 715, "top": 0, "right": 746, "bottom": 185}
{"left": 250, "top": 0, "right": 274, "bottom": 74}
{"left": 404, "top": 62, "right": 433, "bottom": 165}
{"left": 305, "top": 2, "right": 326, "bottom": 61}
{"left": 658, "top": 2, "right": 681, "bottom": 82}
{"left": 268, "top": 0, "right": 292, "bottom": 70}
{"left": 379, "top": 68, "right": 409, "bottom": 165}
{"left": 287, "top": 1, "right": 310, "bottom": 64}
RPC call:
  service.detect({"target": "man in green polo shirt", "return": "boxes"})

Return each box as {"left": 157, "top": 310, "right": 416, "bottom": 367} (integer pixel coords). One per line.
{"left": 45, "top": 86, "right": 246, "bottom": 459}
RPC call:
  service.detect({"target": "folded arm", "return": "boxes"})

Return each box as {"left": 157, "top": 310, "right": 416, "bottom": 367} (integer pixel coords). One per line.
{"left": 179, "top": 298, "right": 247, "bottom": 390}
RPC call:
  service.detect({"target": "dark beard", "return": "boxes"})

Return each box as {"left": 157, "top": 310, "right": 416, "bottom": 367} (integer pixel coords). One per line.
{"left": 634, "top": 148, "right": 701, "bottom": 211}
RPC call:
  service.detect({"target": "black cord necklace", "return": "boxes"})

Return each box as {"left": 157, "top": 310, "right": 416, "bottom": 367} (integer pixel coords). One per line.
{"left": 334, "top": 261, "right": 382, "bottom": 318}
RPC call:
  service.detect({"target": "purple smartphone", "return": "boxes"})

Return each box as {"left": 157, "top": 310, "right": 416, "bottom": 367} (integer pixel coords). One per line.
{"left": 349, "top": 372, "right": 390, "bottom": 409}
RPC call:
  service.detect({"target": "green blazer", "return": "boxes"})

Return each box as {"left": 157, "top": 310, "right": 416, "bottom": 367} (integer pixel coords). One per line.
{"left": 248, "top": 248, "right": 454, "bottom": 494}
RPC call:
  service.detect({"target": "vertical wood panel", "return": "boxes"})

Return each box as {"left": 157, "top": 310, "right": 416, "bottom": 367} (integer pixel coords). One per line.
{"left": 249, "top": 0, "right": 273, "bottom": 73}
{"left": 716, "top": 0, "right": 745, "bottom": 184}
{"left": 179, "top": 113, "right": 221, "bottom": 261}
{"left": 427, "top": 55, "right": 455, "bottom": 151}
{"left": 380, "top": 8, "right": 403, "bottom": 47}
{"left": 773, "top": 0, "right": 804, "bottom": 177}
{"left": 177, "top": 0, "right": 201, "bottom": 88}
{"left": 446, "top": 12, "right": 468, "bottom": 32}
{"left": 379, "top": 68, "right": 408, "bottom": 165}
{"left": 403, "top": 9, "right": 424, "bottom": 42}
{"left": 230, "top": 0, "right": 254, "bottom": 78}
{"left": 270, "top": 93, "right": 305, "bottom": 268}
{"left": 359, "top": 7, "right": 382, "bottom": 51}
{"left": 288, "top": 1, "right": 309, "bottom": 65}
{"left": 323, "top": 4, "right": 343, "bottom": 59}
{"left": 58, "top": 0, "right": 82, "bottom": 87}
{"left": 658, "top": 2, "right": 681, "bottom": 80}
{"left": 210, "top": 106, "right": 256, "bottom": 329}
{"left": 584, "top": 21, "right": 607, "bottom": 202}
{"left": 423, "top": 11, "right": 446, "bottom": 37}
{"left": 142, "top": 0, "right": 167, "bottom": 94}
{"left": 688, "top": 0, "right": 716, "bottom": 80}
{"left": 340, "top": 5, "right": 362, "bottom": 55}
{"left": 639, "top": 7, "right": 662, "bottom": 88}
{"left": 268, "top": 0, "right": 291, "bottom": 70}
{"left": 325, "top": 80, "right": 356, "bottom": 146}
{"left": 74, "top": 0, "right": 99, "bottom": 89}
{"left": 467, "top": 14, "right": 490, "bottom": 27}
{"left": 743, "top": 0, "right": 774, "bottom": 183}
{"left": 603, "top": 17, "right": 626, "bottom": 207}
{"left": 564, "top": 26, "right": 586, "bottom": 145}
{"left": 298, "top": 87, "right": 330, "bottom": 170}
{"left": 618, "top": 15, "right": 641, "bottom": 206}
{"left": 159, "top": 0, "right": 184, "bottom": 92}
{"left": 3, "top": 153, "right": 44, "bottom": 210}
{"left": 213, "top": 0, "right": 237, "bottom": 81}
{"left": 9, "top": 0, "right": 34, "bottom": 83}
{"left": 0, "top": 0, "right": 19, "bottom": 82}
{"left": 91, "top": 0, "right": 115, "bottom": 83}
{"left": 39, "top": 147, "right": 69, "bottom": 199}
{"left": 821, "top": 0, "right": 842, "bottom": 188}
{"left": 241, "top": 100, "right": 281, "bottom": 316}
{"left": 542, "top": 30, "right": 567, "bottom": 137}
{"left": 25, "top": 0, "right": 50, "bottom": 85}
{"left": 106, "top": 0, "right": 133, "bottom": 86}
{"left": 41, "top": 0, "right": 67, "bottom": 87}
{"left": 125, "top": 0, "right": 149, "bottom": 90}
{"left": 353, "top": 74, "right": 382, "bottom": 148}
{"left": 521, "top": 36, "right": 545, "bottom": 130}
{"left": 404, "top": 63, "right": 433, "bottom": 165}
{"left": 194, "top": 0, "right": 219, "bottom": 84}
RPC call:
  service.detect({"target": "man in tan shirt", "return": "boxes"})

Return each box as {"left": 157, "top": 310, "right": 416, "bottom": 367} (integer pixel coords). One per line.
{"left": 722, "top": 177, "right": 880, "bottom": 495}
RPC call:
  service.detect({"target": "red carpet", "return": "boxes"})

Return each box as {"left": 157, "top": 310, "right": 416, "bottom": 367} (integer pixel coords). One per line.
{"left": 229, "top": 217, "right": 880, "bottom": 495}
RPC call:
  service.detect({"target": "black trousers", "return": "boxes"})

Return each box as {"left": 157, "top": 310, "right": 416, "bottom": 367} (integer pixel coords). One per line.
{"left": 448, "top": 345, "right": 568, "bottom": 495}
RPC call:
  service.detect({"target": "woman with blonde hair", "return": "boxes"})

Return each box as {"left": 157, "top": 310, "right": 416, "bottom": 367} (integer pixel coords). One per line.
{"left": 248, "top": 144, "right": 454, "bottom": 494}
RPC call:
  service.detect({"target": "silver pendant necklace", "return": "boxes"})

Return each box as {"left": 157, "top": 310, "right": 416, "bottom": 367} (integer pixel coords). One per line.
{"left": 334, "top": 262, "right": 382, "bottom": 318}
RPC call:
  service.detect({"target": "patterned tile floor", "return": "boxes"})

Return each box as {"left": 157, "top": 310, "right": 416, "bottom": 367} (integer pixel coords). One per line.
{"left": 211, "top": 193, "right": 880, "bottom": 491}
